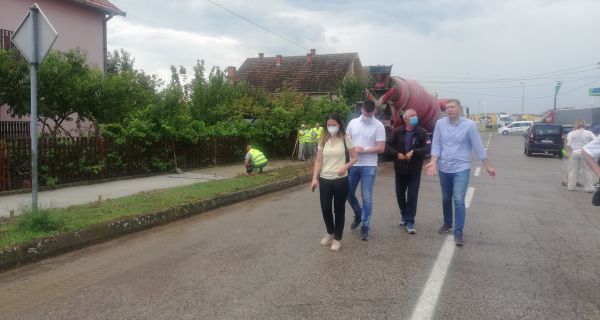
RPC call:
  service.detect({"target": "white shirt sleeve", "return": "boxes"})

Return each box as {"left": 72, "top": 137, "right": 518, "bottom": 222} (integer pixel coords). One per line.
{"left": 375, "top": 122, "right": 386, "bottom": 142}
{"left": 583, "top": 135, "right": 600, "bottom": 158}
{"left": 566, "top": 131, "right": 574, "bottom": 147}
{"left": 346, "top": 121, "right": 354, "bottom": 138}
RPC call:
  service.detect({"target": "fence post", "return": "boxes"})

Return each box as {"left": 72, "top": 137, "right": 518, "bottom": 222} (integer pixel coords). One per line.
{"left": 211, "top": 137, "right": 215, "bottom": 165}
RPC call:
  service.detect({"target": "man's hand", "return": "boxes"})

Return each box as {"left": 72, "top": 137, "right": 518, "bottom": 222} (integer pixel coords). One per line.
{"left": 355, "top": 146, "right": 365, "bottom": 154}
{"left": 397, "top": 153, "right": 407, "bottom": 160}
{"left": 485, "top": 165, "right": 496, "bottom": 177}
{"left": 425, "top": 161, "right": 436, "bottom": 176}
{"left": 311, "top": 178, "right": 319, "bottom": 192}
{"left": 406, "top": 150, "right": 414, "bottom": 160}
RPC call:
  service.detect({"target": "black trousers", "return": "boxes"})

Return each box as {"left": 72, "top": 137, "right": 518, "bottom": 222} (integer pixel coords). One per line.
{"left": 394, "top": 168, "right": 422, "bottom": 224}
{"left": 319, "top": 176, "right": 349, "bottom": 240}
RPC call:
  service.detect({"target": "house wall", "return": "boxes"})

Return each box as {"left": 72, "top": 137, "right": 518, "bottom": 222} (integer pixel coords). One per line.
{"left": 1, "top": 0, "right": 106, "bottom": 135}
{"left": 0, "top": 0, "right": 106, "bottom": 69}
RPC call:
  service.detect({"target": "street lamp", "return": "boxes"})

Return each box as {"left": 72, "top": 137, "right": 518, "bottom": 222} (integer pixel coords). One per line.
{"left": 553, "top": 80, "right": 562, "bottom": 110}
{"left": 520, "top": 82, "right": 525, "bottom": 118}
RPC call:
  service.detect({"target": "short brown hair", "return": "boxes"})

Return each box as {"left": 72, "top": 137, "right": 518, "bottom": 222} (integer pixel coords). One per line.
{"left": 445, "top": 99, "right": 462, "bottom": 107}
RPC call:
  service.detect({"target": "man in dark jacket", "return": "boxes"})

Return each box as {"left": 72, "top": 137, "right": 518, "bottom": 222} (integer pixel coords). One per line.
{"left": 385, "top": 109, "right": 431, "bottom": 234}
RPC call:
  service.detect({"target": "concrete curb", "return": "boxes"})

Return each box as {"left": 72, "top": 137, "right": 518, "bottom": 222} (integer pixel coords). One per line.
{"left": 0, "top": 174, "right": 311, "bottom": 271}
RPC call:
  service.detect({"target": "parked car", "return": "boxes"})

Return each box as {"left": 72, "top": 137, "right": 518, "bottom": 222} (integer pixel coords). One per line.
{"left": 498, "top": 121, "right": 534, "bottom": 135}
{"left": 523, "top": 123, "right": 564, "bottom": 158}
{"left": 562, "top": 124, "right": 574, "bottom": 135}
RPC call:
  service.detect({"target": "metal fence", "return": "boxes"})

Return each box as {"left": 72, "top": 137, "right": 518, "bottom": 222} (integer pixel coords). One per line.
{"left": 0, "top": 135, "right": 295, "bottom": 192}
{"left": 0, "top": 121, "right": 30, "bottom": 140}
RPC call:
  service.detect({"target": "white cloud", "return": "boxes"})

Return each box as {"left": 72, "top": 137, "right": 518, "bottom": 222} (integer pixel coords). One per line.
{"left": 107, "top": 0, "right": 600, "bottom": 114}
{"left": 108, "top": 18, "right": 243, "bottom": 82}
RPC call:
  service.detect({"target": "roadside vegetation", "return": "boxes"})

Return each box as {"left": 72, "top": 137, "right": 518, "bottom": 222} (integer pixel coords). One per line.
{"left": 0, "top": 165, "right": 311, "bottom": 250}
{"left": 0, "top": 48, "right": 359, "bottom": 142}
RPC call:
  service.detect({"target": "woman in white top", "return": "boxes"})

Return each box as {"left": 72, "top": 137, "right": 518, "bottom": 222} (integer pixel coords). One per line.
{"left": 311, "top": 114, "right": 357, "bottom": 251}
{"left": 566, "top": 119, "right": 597, "bottom": 192}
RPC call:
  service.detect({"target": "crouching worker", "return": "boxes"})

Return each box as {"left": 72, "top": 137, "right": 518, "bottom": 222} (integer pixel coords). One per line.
{"left": 244, "top": 145, "right": 268, "bottom": 175}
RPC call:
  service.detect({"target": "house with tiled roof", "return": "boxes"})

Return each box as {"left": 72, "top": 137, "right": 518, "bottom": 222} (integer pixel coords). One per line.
{"left": 1, "top": 0, "right": 125, "bottom": 71}
{"left": 231, "top": 50, "right": 365, "bottom": 98}
{"left": 0, "top": 0, "right": 125, "bottom": 137}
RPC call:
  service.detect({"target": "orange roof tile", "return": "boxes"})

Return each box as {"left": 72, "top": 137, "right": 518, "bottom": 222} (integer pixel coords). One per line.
{"left": 237, "top": 53, "right": 361, "bottom": 94}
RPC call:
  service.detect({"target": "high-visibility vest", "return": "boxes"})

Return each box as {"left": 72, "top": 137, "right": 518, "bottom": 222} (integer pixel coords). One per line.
{"left": 299, "top": 129, "right": 309, "bottom": 143}
{"left": 306, "top": 128, "right": 318, "bottom": 143}
{"left": 316, "top": 127, "right": 324, "bottom": 141}
{"left": 249, "top": 149, "right": 268, "bottom": 166}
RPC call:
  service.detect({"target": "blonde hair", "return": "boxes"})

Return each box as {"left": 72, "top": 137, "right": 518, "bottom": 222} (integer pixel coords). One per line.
{"left": 574, "top": 119, "right": 585, "bottom": 129}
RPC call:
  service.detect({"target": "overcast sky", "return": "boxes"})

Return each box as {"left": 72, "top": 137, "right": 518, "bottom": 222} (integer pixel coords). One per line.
{"left": 107, "top": 0, "right": 600, "bottom": 115}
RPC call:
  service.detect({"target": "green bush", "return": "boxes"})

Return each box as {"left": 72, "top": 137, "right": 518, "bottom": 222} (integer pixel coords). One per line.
{"left": 15, "top": 209, "right": 64, "bottom": 233}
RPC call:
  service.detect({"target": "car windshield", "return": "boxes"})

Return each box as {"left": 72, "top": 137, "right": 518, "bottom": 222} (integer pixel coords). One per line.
{"left": 534, "top": 126, "right": 560, "bottom": 135}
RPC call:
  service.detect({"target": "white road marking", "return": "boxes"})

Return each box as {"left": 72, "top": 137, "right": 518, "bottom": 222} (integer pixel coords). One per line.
{"left": 465, "top": 187, "right": 475, "bottom": 208}
{"left": 409, "top": 236, "right": 456, "bottom": 320}
{"left": 474, "top": 167, "right": 481, "bottom": 176}
{"left": 410, "top": 186, "right": 475, "bottom": 320}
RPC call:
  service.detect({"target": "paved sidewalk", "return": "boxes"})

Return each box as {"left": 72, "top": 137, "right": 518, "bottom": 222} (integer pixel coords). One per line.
{"left": 0, "top": 160, "right": 307, "bottom": 217}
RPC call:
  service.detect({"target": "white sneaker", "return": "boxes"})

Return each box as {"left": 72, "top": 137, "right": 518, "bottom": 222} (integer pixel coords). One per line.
{"left": 320, "top": 234, "right": 333, "bottom": 246}
{"left": 331, "top": 240, "right": 341, "bottom": 251}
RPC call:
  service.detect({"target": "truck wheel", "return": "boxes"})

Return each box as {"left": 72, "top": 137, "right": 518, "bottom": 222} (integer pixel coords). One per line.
{"left": 502, "top": 130, "right": 509, "bottom": 135}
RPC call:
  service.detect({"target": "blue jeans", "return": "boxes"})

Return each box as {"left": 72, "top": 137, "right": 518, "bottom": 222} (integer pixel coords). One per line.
{"left": 348, "top": 166, "right": 377, "bottom": 227}
{"left": 439, "top": 169, "right": 470, "bottom": 236}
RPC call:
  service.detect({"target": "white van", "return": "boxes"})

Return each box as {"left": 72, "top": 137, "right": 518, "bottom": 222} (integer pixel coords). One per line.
{"left": 497, "top": 121, "right": 533, "bottom": 135}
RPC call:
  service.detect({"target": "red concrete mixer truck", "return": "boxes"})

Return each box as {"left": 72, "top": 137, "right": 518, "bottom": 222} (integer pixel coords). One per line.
{"left": 364, "top": 65, "right": 447, "bottom": 133}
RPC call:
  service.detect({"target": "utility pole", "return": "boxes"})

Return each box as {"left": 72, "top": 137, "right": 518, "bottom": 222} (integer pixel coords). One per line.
{"left": 520, "top": 82, "right": 525, "bottom": 119}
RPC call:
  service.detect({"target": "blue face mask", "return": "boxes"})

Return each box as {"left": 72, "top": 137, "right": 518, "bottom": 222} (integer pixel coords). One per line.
{"left": 409, "top": 116, "right": 419, "bottom": 127}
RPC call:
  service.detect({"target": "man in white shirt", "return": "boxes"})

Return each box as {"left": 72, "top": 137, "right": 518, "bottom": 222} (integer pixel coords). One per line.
{"left": 346, "top": 100, "right": 386, "bottom": 240}
{"left": 582, "top": 135, "right": 600, "bottom": 205}
{"left": 582, "top": 135, "right": 600, "bottom": 178}
{"left": 566, "top": 120, "right": 596, "bottom": 192}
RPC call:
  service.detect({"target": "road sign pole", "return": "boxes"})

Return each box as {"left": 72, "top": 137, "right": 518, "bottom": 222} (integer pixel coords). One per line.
{"left": 11, "top": 3, "right": 58, "bottom": 211}
{"left": 30, "top": 6, "right": 39, "bottom": 210}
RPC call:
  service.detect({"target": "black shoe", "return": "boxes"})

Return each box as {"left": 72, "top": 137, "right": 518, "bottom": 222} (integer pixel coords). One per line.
{"left": 360, "top": 226, "right": 370, "bottom": 241}
{"left": 351, "top": 217, "right": 361, "bottom": 230}
{"left": 438, "top": 224, "right": 452, "bottom": 234}
{"left": 455, "top": 234, "right": 464, "bottom": 247}
{"left": 399, "top": 217, "right": 406, "bottom": 226}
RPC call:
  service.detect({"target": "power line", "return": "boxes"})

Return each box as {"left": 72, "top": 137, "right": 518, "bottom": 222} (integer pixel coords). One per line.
{"left": 528, "top": 77, "right": 600, "bottom": 99}
{"left": 427, "top": 75, "right": 600, "bottom": 90}
{"left": 431, "top": 77, "right": 600, "bottom": 100}
{"left": 396, "top": 64, "right": 600, "bottom": 84}
{"left": 206, "top": 0, "right": 309, "bottom": 51}
{"left": 402, "top": 63, "right": 598, "bottom": 81}
{"left": 409, "top": 67, "right": 599, "bottom": 84}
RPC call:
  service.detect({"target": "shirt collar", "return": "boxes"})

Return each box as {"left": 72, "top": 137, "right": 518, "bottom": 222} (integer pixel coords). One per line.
{"left": 448, "top": 117, "right": 464, "bottom": 127}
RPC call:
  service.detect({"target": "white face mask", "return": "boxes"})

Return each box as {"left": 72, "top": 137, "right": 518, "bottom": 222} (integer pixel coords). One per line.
{"left": 327, "top": 126, "right": 339, "bottom": 135}
{"left": 362, "top": 114, "right": 374, "bottom": 123}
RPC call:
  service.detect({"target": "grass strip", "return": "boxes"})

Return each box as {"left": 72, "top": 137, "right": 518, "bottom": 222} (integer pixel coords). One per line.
{"left": 0, "top": 165, "right": 310, "bottom": 250}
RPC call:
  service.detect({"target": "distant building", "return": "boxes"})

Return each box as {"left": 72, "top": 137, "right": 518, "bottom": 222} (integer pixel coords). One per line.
{"left": 0, "top": 0, "right": 125, "bottom": 138}
{"left": 231, "top": 49, "right": 365, "bottom": 99}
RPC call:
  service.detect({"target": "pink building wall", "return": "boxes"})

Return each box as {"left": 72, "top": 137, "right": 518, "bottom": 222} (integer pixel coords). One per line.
{"left": 0, "top": 0, "right": 106, "bottom": 69}
{"left": 1, "top": 0, "right": 110, "bottom": 135}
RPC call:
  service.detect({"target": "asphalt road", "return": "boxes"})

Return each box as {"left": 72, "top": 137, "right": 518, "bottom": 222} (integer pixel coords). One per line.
{"left": 0, "top": 134, "right": 598, "bottom": 320}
